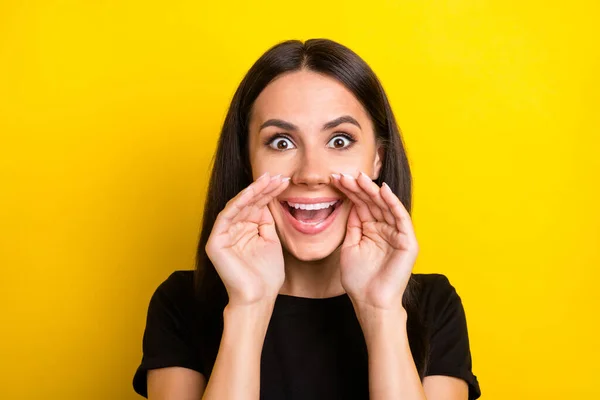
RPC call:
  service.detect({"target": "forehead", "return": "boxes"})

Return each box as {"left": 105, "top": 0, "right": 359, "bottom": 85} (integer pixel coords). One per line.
{"left": 250, "top": 70, "right": 370, "bottom": 126}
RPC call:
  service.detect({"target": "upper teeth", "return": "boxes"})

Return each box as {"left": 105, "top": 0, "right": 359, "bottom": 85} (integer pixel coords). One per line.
{"left": 286, "top": 201, "right": 338, "bottom": 210}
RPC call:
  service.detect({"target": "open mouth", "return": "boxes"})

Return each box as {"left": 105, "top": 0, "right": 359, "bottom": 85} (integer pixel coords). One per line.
{"left": 281, "top": 200, "right": 342, "bottom": 224}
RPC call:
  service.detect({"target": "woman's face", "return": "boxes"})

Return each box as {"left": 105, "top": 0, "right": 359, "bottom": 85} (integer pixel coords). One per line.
{"left": 248, "top": 70, "right": 383, "bottom": 261}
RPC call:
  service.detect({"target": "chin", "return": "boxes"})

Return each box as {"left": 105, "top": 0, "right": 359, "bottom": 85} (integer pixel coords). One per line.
{"left": 282, "top": 240, "right": 342, "bottom": 262}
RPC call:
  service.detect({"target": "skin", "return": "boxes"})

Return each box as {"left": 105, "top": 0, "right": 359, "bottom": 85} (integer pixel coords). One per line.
{"left": 248, "top": 69, "right": 383, "bottom": 298}
{"left": 148, "top": 70, "right": 468, "bottom": 400}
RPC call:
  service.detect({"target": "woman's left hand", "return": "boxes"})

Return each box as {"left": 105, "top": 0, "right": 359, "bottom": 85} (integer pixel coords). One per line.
{"left": 331, "top": 171, "right": 419, "bottom": 312}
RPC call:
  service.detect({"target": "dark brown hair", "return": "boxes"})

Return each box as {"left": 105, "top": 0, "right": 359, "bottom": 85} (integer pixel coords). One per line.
{"left": 194, "top": 38, "right": 429, "bottom": 378}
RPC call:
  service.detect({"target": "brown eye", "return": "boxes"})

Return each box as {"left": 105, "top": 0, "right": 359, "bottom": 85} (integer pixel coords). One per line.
{"left": 327, "top": 135, "right": 352, "bottom": 149}
{"left": 269, "top": 137, "right": 295, "bottom": 151}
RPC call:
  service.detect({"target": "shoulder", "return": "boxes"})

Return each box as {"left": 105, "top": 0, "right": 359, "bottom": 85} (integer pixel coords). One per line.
{"left": 412, "top": 273, "right": 481, "bottom": 399}
{"left": 133, "top": 270, "right": 205, "bottom": 397}
{"left": 412, "top": 272, "right": 456, "bottom": 295}
{"left": 148, "top": 270, "right": 196, "bottom": 311}
{"left": 412, "top": 273, "right": 460, "bottom": 313}
{"left": 153, "top": 270, "right": 195, "bottom": 297}
{"left": 144, "top": 270, "right": 201, "bottom": 338}
{"left": 410, "top": 272, "right": 468, "bottom": 337}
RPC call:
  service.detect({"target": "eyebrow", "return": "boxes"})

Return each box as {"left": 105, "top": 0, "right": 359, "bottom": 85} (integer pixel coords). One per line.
{"left": 259, "top": 115, "right": 362, "bottom": 132}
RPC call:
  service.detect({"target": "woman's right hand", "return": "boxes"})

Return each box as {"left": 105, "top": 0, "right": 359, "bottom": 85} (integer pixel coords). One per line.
{"left": 205, "top": 172, "right": 290, "bottom": 307}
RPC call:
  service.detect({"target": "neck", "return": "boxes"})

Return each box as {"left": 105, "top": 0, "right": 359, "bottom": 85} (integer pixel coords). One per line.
{"left": 279, "top": 246, "right": 346, "bottom": 299}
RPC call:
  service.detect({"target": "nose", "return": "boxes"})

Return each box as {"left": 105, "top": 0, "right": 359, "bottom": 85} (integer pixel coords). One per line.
{"left": 291, "top": 149, "right": 331, "bottom": 189}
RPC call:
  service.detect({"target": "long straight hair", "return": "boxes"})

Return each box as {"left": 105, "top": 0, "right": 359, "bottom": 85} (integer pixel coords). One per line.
{"left": 194, "top": 39, "right": 429, "bottom": 378}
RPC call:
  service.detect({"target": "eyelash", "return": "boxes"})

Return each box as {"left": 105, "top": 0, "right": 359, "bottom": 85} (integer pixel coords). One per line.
{"left": 264, "top": 132, "right": 358, "bottom": 151}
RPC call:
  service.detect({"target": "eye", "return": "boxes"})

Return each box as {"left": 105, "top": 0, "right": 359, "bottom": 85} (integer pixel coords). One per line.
{"left": 268, "top": 135, "right": 296, "bottom": 151}
{"left": 327, "top": 134, "right": 355, "bottom": 149}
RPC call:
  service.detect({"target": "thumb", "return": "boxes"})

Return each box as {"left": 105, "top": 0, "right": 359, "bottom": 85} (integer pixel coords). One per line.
{"left": 258, "top": 205, "right": 280, "bottom": 244}
{"left": 343, "top": 205, "right": 362, "bottom": 248}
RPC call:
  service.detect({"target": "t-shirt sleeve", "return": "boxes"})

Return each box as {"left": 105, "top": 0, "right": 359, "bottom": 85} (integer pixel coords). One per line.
{"left": 132, "top": 271, "right": 205, "bottom": 398}
{"left": 425, "top": 274, "right": 481, "bottom": 400}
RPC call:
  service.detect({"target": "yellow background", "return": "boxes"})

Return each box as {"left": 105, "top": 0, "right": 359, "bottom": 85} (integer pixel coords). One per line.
{"left": 1, "top": 1, "right": 598, "bottom": 399}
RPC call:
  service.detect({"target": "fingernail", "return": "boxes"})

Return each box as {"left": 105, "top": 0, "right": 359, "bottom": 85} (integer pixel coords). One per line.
{"left": 331, "top": 173, "right": 341, "bottom": 180}
{"left": 359, "top": 171, "right": 369, "bottom": 179}
{"left": 341, "top": 173, "right": 355, "bottom": 179}
{"left": 270, "top": 174, "right": 282, "bottom": 180}
{"left": 282, "top": 177, "right": 291, "bottom": 182}
{"left": 258, "top": 172, "right": 269, "bottom": 180}
{"left": 382, "top": 182, "right": 390, "bottom": 189}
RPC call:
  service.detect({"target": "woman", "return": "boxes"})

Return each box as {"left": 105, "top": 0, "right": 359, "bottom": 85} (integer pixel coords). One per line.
{"left": 133, "top": 39, "right": 481, "bottom": 400}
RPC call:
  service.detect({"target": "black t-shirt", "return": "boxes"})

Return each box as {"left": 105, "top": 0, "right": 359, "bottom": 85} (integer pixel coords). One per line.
{"left": 133, "top": 271, "right": 481, "bottom": 399}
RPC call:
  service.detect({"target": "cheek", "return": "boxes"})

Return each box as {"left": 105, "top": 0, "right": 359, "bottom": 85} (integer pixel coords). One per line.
{"left": 251, "top": 153, "right": 296, "bottom": 178}
{"left": 329, "top": 154, "right": 375, "bottom": 174}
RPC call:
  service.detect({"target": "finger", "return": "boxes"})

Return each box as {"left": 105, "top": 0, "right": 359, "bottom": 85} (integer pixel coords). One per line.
{"left": 349, "top": 172, "right": 387, "bottom": 223}
{"left": 212, "top": 172, "right": 272, "bottom": 234}
{"left": 356, "top": 171, "right": 396, "bottom": 226}
{"left": 337, "top": 172, "right": 384, "bottom": 222}
{"left": 331, "top": 178, "right": 374, "bottom": 222}
{"left": 380, "top": 182, "right": 417, "bottom": 240}
{"left": 231, "top": 175, "right": 289, "bottom": 223}
{"left": 219, "top": 172, "right": 271, "bottom": 220}
{"left": 257, "top": 206, "right": 279, "bottom": 243}
{"left": 331, "top": 173, "right": 375, "bottom": 222}
{"left": 253, "top": 176, "right": 290, "bottom": 208}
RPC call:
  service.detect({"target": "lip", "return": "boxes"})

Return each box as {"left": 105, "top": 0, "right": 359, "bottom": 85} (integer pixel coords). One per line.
{"left": 279, "top": 199, "right": 344, "bottom": 235}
